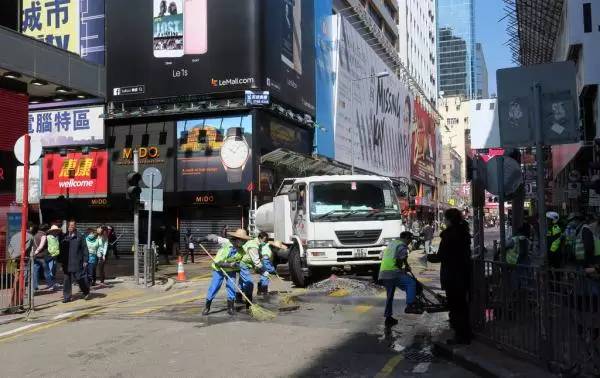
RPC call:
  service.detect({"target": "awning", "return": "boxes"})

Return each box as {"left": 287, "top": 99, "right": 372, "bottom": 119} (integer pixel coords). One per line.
{"left": 260, "top": 149, "right": 373, "bottom": 176}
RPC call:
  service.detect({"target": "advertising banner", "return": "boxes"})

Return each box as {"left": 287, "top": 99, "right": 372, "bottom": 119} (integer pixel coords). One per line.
{"left": 22, "top": 0, "right": 80, "bottom": 54}
{"left": 80, "top": 0, "right": 106, "bottom": 64}
{"left": 107, "top": 0, "right": 260, "bottom": 101}
{"left": 411, "top": 100, "right": 437, "bottom": 186}
{"left": 332, "top": 16, "right": 413, "bottom": 178}
{"left": 177, "top": 115, "right": 252, "bottom": 192}
{"left": 107, "top": 122, "right": 175, "bottom": 193}
{"left": 28, "top": 106, "right": 104, "bottom": 147}
{"left": 16, "top": 165, "right": 41, "bottom": 204}
{"left": 263, "top": 0, "right": 316, "bottom": 114}
{"left": 106, "top": 0, "right": 316, "bottom": 114}
{"left": 255, "top": 112, "right": 312, "bottom": 155}
{"left": 0, "top": 151, "right": 17, "bottom": 194}
{"left": 42, "top": 150, "right": 108, "bottom": 198}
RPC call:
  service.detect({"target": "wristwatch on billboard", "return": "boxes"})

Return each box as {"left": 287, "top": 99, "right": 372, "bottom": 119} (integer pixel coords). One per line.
{"left": 220, "top": 127, "right": 250, "bottom": 184}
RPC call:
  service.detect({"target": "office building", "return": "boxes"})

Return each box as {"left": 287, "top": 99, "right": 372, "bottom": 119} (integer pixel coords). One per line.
{"left": 474, "top": 43, "right": 489, "bottom": 98}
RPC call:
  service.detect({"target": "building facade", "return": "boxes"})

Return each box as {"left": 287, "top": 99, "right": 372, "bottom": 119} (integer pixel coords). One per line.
{"left": 474, "top": 42, "right": 489, "bottom": 98}
{"left": 438, "top": 95, "right": 469, "bottom": 183}
{"left": 398, "top": 0, "right": 438, "bottom": 104}
{"left": 437, "top": 0, "right": 475, "bottom": 98}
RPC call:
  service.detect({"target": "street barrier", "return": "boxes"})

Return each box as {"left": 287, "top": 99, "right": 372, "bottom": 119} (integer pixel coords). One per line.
{"left": 0, "top": 257, "right": 31, "bottom": 313}
{"left": 471, "top": 260, "right": 600, "bottom": 375}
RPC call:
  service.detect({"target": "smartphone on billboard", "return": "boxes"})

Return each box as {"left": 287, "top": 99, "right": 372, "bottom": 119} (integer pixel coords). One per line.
{"left": 153, "top": 0, "right": 185, "bottom": 58}
{"left": 184, "top": 0, "right": 208, "bottom": 55}
{"left": 281, "top": 0, "right": 302, "bottom": 75}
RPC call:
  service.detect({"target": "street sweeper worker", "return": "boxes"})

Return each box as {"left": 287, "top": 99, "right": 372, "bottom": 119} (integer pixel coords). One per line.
{"left": 379, "top": 231, "right": 423, "bottom": 327}
{"left": 239, "top": 231, "right": 268, "bottom": 309}
{"left": 201, "top": 230, "right": 246, "bottom": 316}
{"left": 257, "top": 240, "right": 287, "bottom": 295}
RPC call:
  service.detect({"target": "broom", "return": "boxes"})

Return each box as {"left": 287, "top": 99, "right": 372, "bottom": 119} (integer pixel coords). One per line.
{"left": 198, "top": 243, "right": 276, "bottom": 321}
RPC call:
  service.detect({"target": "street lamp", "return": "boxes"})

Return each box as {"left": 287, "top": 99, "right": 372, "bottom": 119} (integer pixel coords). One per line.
{"left": 312, "top": 123, "right": 328, "bottom": 157}
{"left": 350, "top": 71, "right": 390, "bottom": 174}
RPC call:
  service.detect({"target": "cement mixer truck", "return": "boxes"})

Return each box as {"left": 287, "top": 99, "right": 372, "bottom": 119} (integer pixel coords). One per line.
{"left": 255, "top": 175, "right": 404, "bottom": 287}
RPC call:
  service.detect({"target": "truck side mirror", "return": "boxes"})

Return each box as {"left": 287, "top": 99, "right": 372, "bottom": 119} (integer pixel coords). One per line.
{"left": 288, "top": 191, "right": 298, "bottom": 202}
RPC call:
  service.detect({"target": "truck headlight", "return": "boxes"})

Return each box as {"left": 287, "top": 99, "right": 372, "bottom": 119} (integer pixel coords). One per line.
{"left": 383, "top": 238, "right": 396, "bottom": 246}
{"left": 307, "top": 240, "right": 335, "bottom": 248}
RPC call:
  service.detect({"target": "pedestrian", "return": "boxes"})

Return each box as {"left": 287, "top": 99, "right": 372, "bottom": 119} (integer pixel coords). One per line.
{"left": 580, "top": 214, "right": 600, "bottom": 274}
{"left": 505, "top": 224, "right": 531, "bottom": 266}
{"left": 106, "top": 225, "right": 119, "bottom": 259}
{"left": 546, "top": 211, "right": 563, "bottom": 269}
{"left": 96, "top": 226, "right": 108, "bottom": 284}
{"left": 184, "top": 228, "right": 195, "bottom": 264}
{"left": 85, "top": 228, "right": 100, "bottom": 286}
{"left": 422, "top": 222, "right": 434, "bottom": 255}
{"left": 239, "top": 231, "right": 267, "bottom": 309}
{"left": 565, "top": 213, "right": 585, "bottom": 264}
{"left": 438, "top": 208, "right": 472, "bottom": 345}
{"left": 202, "top": 232, "right": 245, "bottom": 316}
{"left": 257, "top": 240, "right": 284, "bottom": 296}
{"left": 45, "top": 224, "right": 62, "bottom": 290}
{"left": 32, "top": 224, "right": 56, "bottom": 291}
{"left": 60, "top": 220, "right": 91, "bottom": 303}
{"left": 379, "top": 231, "right": 423, "bottom": 327}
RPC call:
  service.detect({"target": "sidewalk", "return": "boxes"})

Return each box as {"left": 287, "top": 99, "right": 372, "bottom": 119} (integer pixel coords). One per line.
{"left": 434, "top": 331, "right": 553, "bottom": 377}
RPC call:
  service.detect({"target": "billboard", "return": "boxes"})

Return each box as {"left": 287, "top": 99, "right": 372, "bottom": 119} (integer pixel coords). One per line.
{"left": 107, "top": 122, "right": 176, "bottom": 193}
{"left": 314, "top": 1, "right": 335, "bottom": 157}
{"left": 80, "top": 0, "right": 106, "bottom": 65}
{"left": 106, "top": 0, "right": 316, "bottom": 115}
{"left": 255, "top": 112, "right": 312, "bottom": 155}
{"left": 42, "top": 150, "right": 108, "bottom": 198}
{"left": 411, "top": 99, "right": 437, "bottom": 186}
{"left": 263, "top": 0, "right": 316, "bottom": 114}
{"left": 28, "top": 106, "right": 104, "bottom": 147}
{"left": 332, "top": 16, "right": 413, "bottom": 178}
{"left": 16, "top": 165, "right": 41, "bottom": 204}
{"left": 22, "top": 0, "right": 80, "bottom": 54}
{"left": 177, "top": 115, "right": 252, "bottom": 192}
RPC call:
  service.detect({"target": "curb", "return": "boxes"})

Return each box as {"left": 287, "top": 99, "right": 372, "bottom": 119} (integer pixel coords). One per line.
{"left": 433, "top": 338, "right": 552, "bottom": 378}
{"left": 0, "top": 315, "right": 26, "bottom": 326}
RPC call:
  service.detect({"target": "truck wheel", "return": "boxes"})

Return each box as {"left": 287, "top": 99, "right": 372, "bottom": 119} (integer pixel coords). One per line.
{"left": 288, "top": 245, "right": 306, "bottom": 288}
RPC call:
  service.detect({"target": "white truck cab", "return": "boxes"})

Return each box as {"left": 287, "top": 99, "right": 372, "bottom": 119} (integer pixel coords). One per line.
{"left": 255, "top": 175, "right": 403, "bottom": 287}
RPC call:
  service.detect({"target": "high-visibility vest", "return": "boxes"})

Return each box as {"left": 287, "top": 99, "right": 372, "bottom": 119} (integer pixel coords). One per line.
{"left": 241, "top": 239, "right": 261, "bottom": 267}
{"left": 547, "top": 224, "right": 562, "bottom": 253}
{"left": 260, "top": 244, "right": 272, "bottom": 261}
{"left": 506, "top": 236, "right": 526, "bottom": 265}
{"left": 379, "top": 240, "right": 406, "bottom": 272}
{"left": 212, "top": 240, "right": 241, "bottom": 272}
{"left": 575, "top": 225, "right": 600, "bottom": 261}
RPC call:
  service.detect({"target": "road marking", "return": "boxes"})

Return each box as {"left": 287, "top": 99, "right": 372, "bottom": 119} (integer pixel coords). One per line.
{"left": 353, "top": 305, "right": 373, "bottom": 314}
{"left": 129, "top": 296, "right": 198, "bottom": 315}
{"left": 0, "top": 323, "right": 43, "bottom": 338}
{"left": 52, "top": 312, "right": 73, "bottom": 320}
{"left": 120, "top": 289, "right": 194, "bottom": 307}
{"left": 375, "top": 354, "right": 404, "bottom": 378}
{"left": 190, "top": 273, "right": 213, "bottom": 282}
{"left": 412, "top": 362, "right": 430, "bottom": 374}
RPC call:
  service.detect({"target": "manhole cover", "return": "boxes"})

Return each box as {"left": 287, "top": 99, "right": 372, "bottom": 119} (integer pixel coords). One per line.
{"left": 403, "top": 349, "right": 434, "bottom": 363}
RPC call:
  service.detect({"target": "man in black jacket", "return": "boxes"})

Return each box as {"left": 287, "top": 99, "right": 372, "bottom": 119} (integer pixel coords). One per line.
{"left": 60, "top": 220, "right": 90, "bottom": 303}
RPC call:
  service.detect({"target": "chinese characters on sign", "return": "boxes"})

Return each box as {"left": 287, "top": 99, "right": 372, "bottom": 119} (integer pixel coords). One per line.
{"left": 245, "top": 91, "right": 270, "bottom": 106}
{"left": 28, "top": 106, "right": 104, "bottom": 147}
{"left": 22, "top": 0, "right": 80, "bottom": 54}
{"left": 42, "top": 150, "right": 108, "bottom": 198}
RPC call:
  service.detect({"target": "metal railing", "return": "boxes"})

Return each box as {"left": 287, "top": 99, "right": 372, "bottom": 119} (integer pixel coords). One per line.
{"left": 471, "top": 260, "right": 600, "bottom": 375}
{"left": 0, "top": 257, "right": 32, "bottom": 313}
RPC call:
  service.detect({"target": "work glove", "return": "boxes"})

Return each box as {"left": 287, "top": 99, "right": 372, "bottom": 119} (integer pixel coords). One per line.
{"left": 206, "top": 234, "right": 220, "bottom": 242}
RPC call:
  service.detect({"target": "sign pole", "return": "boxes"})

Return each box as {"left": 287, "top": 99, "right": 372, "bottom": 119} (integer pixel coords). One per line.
{"left": 533, "top": 83, "right": 548, "bottom": 260}
{"left": 146, "top": 174, "right": 154, "bottom": 287}
{"left": 498, "top": 156, "right": 506, "bottom": 260}
{"left": 18, "top": 134, "right": 30, "bottom": 305}
{"left": 133, "top": 150, "right": 140, "bottom": 285}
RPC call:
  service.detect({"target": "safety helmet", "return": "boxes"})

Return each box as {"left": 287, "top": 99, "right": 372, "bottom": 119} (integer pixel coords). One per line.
{"left": 546, "top": 211, "right": 560, "bottom": 222}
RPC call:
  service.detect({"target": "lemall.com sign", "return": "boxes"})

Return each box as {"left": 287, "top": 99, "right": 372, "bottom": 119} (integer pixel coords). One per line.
{"left": 42, "top": 150, "right": 108, "bottom": 198}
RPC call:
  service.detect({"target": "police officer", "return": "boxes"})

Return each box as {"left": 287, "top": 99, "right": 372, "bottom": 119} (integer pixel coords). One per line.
{"left": 202, "top": 230, "right": 246, "bottom": 316}
{"left": 565, "top": 213, "right": 585, "bottom": 263}
{"left": 505, "top": 225, "right": 531, "bottom": 265}
{"left": 579, "top": 214, "right": 600, "bottom": 274}
{"left": 239, "top": 231, "right": 268, "bottom": 309}
{"left": 546, "top": 212, "right": 563, "bottom": 268}
{"left": 379, "top": 231, "right": 422, "bottom": 327}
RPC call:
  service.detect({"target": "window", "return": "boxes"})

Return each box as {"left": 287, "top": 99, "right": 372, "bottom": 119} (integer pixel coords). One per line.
{"left": 583, "top": 3, "right": 592, "bottom": 33}
{"left": 476, "top": 103, "right": 481, "bottom": 110}
{"left": 489, "top": 102, "right": 495, "bottom": 110}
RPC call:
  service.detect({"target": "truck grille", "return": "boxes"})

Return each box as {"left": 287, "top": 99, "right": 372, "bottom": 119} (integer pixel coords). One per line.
{"left": 335, "top": 229, "right": 382, "bottom": 246}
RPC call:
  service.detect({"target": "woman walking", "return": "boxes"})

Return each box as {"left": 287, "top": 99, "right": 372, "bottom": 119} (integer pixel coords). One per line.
{"left": 96, "top": 227, "right": 109, "bottom": 285}
{"left": 438, "top": 208, "right": 473, "bottom": 345}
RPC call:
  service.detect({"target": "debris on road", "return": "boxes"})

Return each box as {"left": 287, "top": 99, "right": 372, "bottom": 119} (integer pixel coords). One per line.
{"left": 308, "top": 275, "right": 381, "bottom": 296}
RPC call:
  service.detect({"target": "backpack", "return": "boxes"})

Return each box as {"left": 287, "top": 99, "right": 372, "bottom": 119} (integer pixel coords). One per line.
{"left": 47, "top": 235, "right": 60, "bottom": 257}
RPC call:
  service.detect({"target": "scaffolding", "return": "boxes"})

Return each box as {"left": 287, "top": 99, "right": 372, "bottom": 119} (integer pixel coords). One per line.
{"left": 503, "top": 0, "right": 565, "bottom": 66}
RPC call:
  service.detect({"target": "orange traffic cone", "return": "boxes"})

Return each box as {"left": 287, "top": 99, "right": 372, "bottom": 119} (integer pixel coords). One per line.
{"left": 176, "top": 256, "right": 187, "bottom": 281}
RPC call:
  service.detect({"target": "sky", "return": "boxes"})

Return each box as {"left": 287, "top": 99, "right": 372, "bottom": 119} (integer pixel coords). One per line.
{"left": 474, "top": 0, "right": 516, "bottom": 96}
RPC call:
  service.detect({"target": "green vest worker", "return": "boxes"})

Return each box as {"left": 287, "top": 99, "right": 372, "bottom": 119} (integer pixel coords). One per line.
{"left": 239, "top": 231, "right": 268, "bottom": 309}
{"left": 546, "top": 212, "right": 563, "bottom": 269}
{"left": 379, "top": 231, "right": 423, "bottom": 327}
{"left": 581, "top": 216, "right": 600, "bottom": 276}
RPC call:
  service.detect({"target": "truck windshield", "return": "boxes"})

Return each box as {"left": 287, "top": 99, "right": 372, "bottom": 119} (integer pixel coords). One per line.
{"left": 310, "top": 181, "right": 401, "bottom": 221}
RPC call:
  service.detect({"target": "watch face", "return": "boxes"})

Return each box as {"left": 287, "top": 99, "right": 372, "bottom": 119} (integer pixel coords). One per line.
{"left": 220, "top": 140, "right": 249, "bottom": 168}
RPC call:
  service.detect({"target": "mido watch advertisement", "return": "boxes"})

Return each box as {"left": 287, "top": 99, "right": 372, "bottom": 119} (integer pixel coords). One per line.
{"left": 177, "top": 115, "right": 252, "bottom": 191}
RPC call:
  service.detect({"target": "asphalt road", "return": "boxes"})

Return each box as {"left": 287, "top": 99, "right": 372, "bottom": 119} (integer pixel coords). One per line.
{"left": 0, "top": 252, "right": 476, "bottom": 378}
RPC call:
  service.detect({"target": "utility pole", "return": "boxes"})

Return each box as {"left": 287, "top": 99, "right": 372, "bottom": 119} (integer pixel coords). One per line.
{"left": 133, "top": 150, "right": 140, "bottom": 285}
{"left": 533, "top": 83, "right": 548, "bottom": 259}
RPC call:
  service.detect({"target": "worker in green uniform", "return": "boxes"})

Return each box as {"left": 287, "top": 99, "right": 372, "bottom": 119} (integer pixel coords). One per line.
{"left": 239, "top": 231, "right": 268, "bottom": 309}
{"left": 546, "top": 212, "right": 563, "bottom": 269}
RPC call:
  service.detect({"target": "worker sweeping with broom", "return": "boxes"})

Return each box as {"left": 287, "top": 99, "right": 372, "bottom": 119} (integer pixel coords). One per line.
{"left": 257, "top": 240, "right": 287, "bottom": 296}
{"left": 239, "top": 231, "right": 269, "bottom": 309}
{"left": 201, "top": 230, "right": 246, "bottom": 316}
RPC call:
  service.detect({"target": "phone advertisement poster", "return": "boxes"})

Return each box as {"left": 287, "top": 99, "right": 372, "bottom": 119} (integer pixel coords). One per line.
{"left": 177, "top": 115, "right": 253, "bottom": 192}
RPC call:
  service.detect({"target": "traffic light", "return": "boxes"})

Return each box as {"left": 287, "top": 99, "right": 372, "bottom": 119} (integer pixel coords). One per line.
{"left": 126, "top": 171, "right": 142, "bottom": 201}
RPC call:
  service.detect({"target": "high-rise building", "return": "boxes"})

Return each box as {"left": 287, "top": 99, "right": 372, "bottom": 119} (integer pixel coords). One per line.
{"left": 398, "top": 0, "right": 438, "bottom": 105}
{"left": 437, "top": 0, "right": 475, "bottom": 98}
{"left": 474, "top": 43, "right": 489, "bottom": 98}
